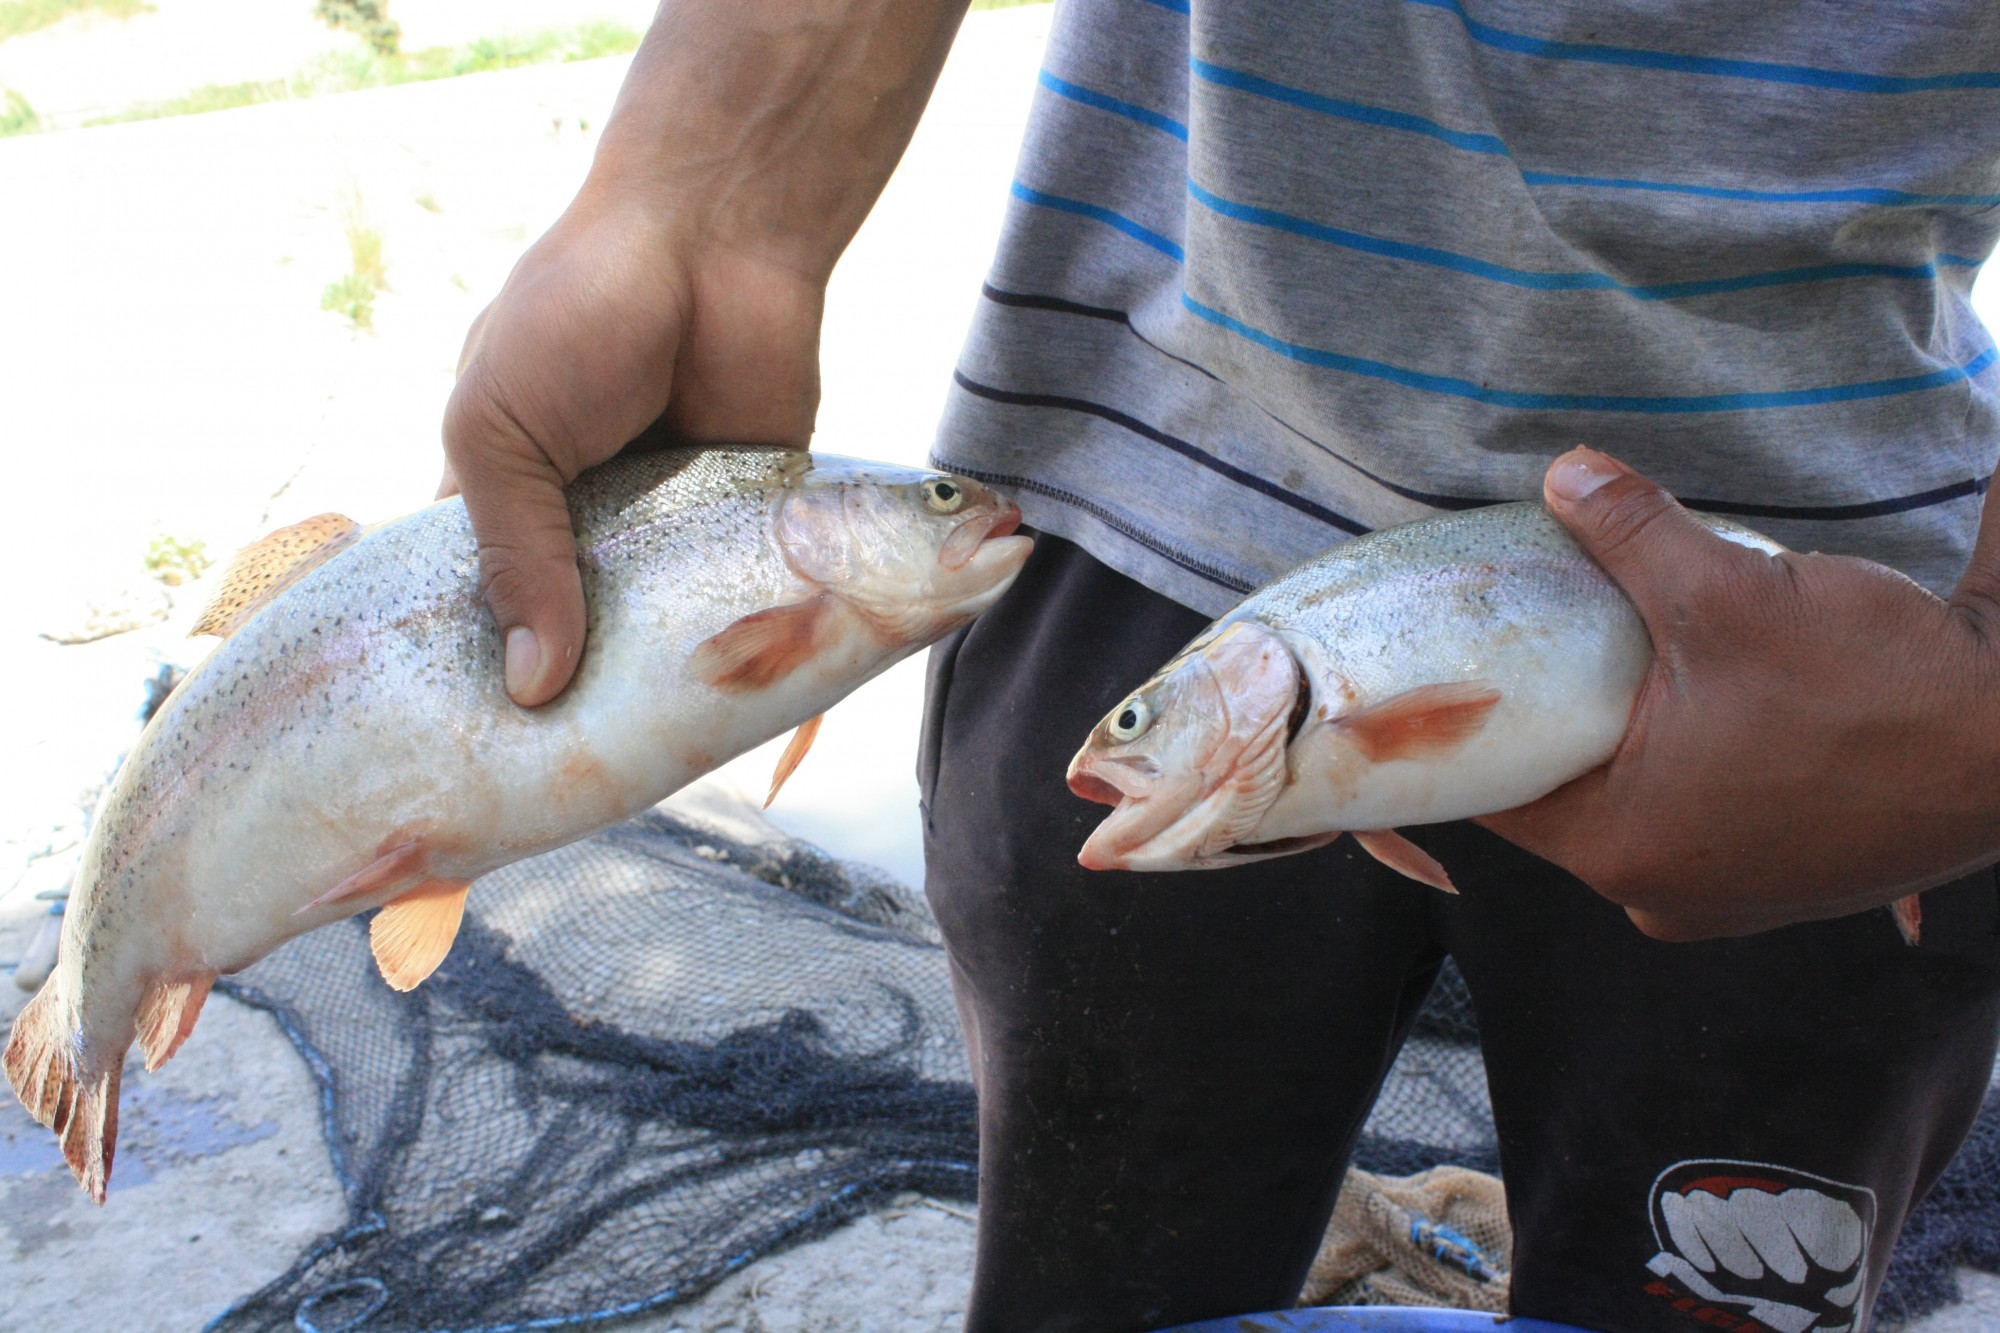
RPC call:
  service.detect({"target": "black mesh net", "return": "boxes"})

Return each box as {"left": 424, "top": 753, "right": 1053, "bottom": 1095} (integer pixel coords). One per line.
{"left": 201, "top": 803, "right": 1998, "bottom": 1332}
{"left": 205, "top": 807, "right": 975, "bottom": 1333}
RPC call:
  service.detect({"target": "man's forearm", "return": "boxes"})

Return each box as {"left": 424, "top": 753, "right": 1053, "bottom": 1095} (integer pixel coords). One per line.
{"left": 588, "top": 0, "right": 973, "bottom": 282}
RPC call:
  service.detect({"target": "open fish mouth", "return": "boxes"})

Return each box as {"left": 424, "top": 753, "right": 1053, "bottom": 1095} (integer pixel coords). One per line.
{"left": 1070, "top": 742, "right": 1293, "bottom": 872}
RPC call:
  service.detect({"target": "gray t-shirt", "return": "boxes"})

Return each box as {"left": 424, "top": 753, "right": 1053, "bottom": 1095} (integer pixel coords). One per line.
{"left": 931, "top": 0, "right": 2000, "bottom": 615}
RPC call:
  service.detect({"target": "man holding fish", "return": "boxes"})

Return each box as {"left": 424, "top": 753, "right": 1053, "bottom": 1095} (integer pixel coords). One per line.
{"left": 440, "top": 2, "right": 2000, "bottom": 1331}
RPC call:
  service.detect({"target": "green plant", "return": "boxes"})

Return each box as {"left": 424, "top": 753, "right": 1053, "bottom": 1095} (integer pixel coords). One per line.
{"left": 144, "top": 533, "right": 211, "bottom": 586}
{"left": 0, "top": 0, "right": 149, "bottom": 44}
{"left": 0, "top": 87, "right": 37, "bottom": 136}
{"left": 314, "top": 0, "right": 397, "bottom": 56}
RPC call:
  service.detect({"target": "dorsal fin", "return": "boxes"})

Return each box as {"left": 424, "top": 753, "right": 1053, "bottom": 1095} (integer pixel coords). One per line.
{"left": 370, "top": 878, "right": 473, "bottom": 992}
{"left": 191, "top": 513, "right": 361, "bottom": 638}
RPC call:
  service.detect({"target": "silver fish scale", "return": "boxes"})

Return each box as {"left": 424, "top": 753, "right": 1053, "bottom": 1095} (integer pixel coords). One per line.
{"left": 1223, "top": 504, "right": 1629, "bottom": 703}
{"left": 1245, "top": 504, "right": 1591, "bottom": 623}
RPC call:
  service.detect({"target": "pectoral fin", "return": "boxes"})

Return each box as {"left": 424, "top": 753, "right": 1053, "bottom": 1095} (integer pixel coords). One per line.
{"left": 1352, "top": 829, "right": 1458, "bottom": 894}
{"left": 690, "top": 595, "right": 834, "bottom": 693}
{"left": 766, "top": 713, "right": 825, "bottom": 808}
{"left": 1337, "top": 682, "right": 1502, "bottom": 763}
{"left": 370, "top": 879, "right": 473, "bottom": 992}
{"left": 192, "top": 513, "right": 362, "bottom": 638}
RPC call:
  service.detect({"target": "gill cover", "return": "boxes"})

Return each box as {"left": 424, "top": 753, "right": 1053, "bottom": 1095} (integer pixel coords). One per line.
{"left": 771, "top": 461, "right": 1027, "bottom": 641}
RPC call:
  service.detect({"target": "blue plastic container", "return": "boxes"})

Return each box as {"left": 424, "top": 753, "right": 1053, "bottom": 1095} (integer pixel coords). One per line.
{"left": 1157, "top": 1308, "right": 1600, "bottom": 1333}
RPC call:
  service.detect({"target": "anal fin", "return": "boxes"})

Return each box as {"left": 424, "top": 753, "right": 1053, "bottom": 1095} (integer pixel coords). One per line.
{"left": 371, "top": 879, "right": 473, "bottom": 992}
{"left": 136, "top": 972, "right": 217, "bottom": 1071}
{"left": 766, "top": 713, "right": 825, "bottom": 808}
{"left": 1352, "top": 829, "right": 1458, "bottom": 894}
{"left": 690, "top": 595, "right": 834, "bottom": 693}
{"left": 1891, "top": 892, "right": 1923, "bottom": 947}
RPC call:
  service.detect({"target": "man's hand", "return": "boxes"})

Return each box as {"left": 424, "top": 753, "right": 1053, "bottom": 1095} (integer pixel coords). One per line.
{"left": 441, "top": 191, "right": 824, "bottom": 705}
{"left": 1477, "top": 447, "right": 2000, "bottom": 941}
{"left": 440, "top": 0, "right": 969, "bottom": 706}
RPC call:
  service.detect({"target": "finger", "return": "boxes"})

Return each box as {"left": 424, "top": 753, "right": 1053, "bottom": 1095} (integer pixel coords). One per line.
{"left": 1542, "top": 447, "right": 1754, "bottom": 642}
{"left": 442, "top": 393, "right": 588, "bottom": 707}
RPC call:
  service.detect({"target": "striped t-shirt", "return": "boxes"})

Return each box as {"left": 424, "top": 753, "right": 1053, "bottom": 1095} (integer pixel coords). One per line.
{"left": 931, "top": 0, "right": 2000, "bottom": 616}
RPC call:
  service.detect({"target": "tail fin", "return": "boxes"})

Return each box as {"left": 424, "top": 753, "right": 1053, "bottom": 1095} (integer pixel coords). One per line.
{"left": 4, "top": 984, "right": 123, "bottom": 1204}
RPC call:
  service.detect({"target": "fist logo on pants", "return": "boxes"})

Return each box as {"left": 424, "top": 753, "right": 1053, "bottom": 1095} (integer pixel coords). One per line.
{"left": 1645, "top": 1159, "right": 1877, "bottom": 1333}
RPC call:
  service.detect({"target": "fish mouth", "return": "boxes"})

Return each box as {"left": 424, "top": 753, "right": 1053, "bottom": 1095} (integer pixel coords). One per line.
{"left": 1068, "top": 745, "right": 1197, "bottom": 871}
{"left": 932, "top": 504, "right": 1031, "bottom": 623}
{"left": 1073, "top": 775, "right": 1275, "bottom": 873}
{"left": 939, "top": 502, "right": 1024, "bottom": 570}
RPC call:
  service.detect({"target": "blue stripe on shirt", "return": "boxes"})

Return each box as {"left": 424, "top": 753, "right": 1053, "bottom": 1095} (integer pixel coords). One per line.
{"left": 1085, "top": 62, "right": 2000, "bottom": 210}
{"left": 1191, "top": 57, "right": 1510, "bottom": 154}
{"left": 1519, "top": 172, "right": 2000, "bottom": 210}
{"left": 1039, "top": 71, "right": 1190, "bottom": 142}
{"left": 1184, "top": 291, "right": 1999, "bottom": 413}
{"left": 1010, "top": 183, "right": 1185, "bottom": 261}
{"left": 1013, "top": 177, "right": 1977, "bottom": 306}
{"left": 1186, "top": 180, "right": 1979, "bottom": 297}
{"left": 1406, "top": 0, "right": 2000, "bottom": 93}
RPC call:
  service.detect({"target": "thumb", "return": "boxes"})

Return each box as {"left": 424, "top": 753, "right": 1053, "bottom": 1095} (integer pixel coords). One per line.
{"left": 442, "top": 396, "right": 588, "bottom": 708}
{"left": 1543, "top": 446, "right": 1738, "bottom": 635}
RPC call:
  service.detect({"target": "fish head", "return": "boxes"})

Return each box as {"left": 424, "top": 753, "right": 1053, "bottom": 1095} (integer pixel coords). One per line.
{"left": 1067, "top": 618, "right": 1308, "bottom": 871}
{"left": 775, "top": 458, "right": 1032, "bottom": 644}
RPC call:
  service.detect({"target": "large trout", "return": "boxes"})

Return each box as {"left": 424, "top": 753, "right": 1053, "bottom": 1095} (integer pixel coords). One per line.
{"left": 1066, "top": 502, "right": 1923, "bottom": 940}
{"left": 7, "top": 446, "right": 1030, "bottom": 1202}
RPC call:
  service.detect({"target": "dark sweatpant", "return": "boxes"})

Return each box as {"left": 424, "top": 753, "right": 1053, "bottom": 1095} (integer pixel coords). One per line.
{"left": 918, "top": 533, "right": 2000, "bottom": 1333}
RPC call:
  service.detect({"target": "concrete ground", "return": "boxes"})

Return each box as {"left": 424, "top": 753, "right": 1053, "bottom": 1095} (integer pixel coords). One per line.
{"left": 1, "top": 3, "right": 1997, "bottom": 1330}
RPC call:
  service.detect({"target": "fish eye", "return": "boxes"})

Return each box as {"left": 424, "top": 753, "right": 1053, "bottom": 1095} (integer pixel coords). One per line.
{"left": 1108, "top": 695, "right": 1153, "bottom": 743}
{"left": 923, "top": 479, "right": 966, "bottom": 514}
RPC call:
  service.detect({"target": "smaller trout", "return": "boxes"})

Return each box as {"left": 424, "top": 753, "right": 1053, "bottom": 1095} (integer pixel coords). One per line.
{"left": 1067, "top": 503, "right": 1922, "bottom": 941}
{"left": 8, "top": 447, "right": 1030, "bottom": 1202}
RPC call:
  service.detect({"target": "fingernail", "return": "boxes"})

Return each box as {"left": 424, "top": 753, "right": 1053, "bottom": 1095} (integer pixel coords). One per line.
{"left": 504, "top": 626, "right": 542, "bottom": 700}
{"left": 1546, "top": 447, "right": 1630, "bottom": 503}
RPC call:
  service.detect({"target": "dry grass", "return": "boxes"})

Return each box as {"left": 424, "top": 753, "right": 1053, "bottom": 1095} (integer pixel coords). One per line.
{"left": 0, "top": 87, "right": 37, "bottom": 135}
{"left": 87, "top": 21, "right": 643, "bottom": 126}
{"left": 321, "top": 196, "right": 388, "bottom": 331}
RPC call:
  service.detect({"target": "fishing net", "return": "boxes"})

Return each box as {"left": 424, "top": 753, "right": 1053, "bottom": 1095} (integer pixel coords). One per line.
{"left": 200, "top": 792, "right": 1999, "bottom": 1332}
{"left": 204, "top": 797, "right": 974, "bottom": 1333}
